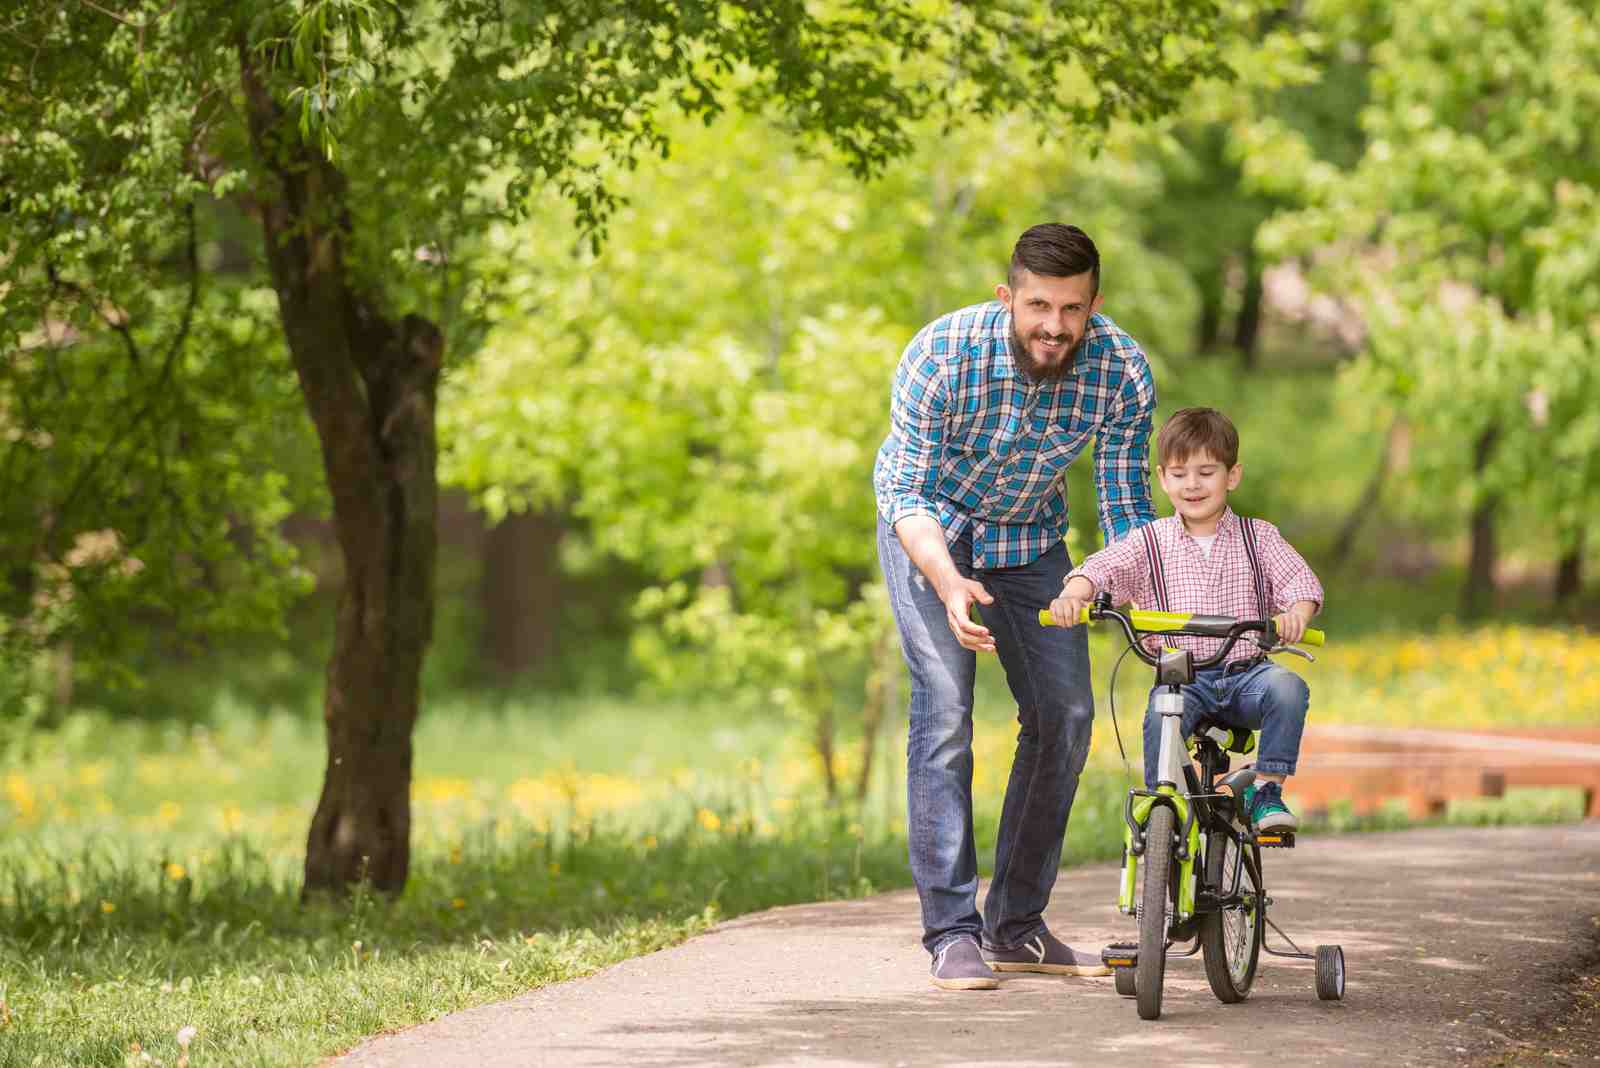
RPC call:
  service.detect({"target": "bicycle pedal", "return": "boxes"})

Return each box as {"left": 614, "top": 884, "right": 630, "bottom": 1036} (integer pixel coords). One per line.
{"left": 1101, "top": 942, "right": 1139, "bottom": 969}
{"left": 1254, "top": 830, "right": 1296, "bottom": 848}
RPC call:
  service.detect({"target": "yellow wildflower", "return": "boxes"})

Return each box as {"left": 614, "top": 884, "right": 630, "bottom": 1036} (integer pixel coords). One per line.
{"left": 696, "top": 808, "right": 722, "bottom": 832}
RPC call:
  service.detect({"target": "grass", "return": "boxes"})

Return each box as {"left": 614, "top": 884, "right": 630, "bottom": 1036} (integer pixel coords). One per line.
{"left": 1, "top": 623, "right": 1595, "bottom": 1065}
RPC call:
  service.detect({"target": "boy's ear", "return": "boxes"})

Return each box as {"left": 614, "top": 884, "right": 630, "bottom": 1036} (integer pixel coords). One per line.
{"left": 1227, "top": 463, "right": 1243, "bottom": 491}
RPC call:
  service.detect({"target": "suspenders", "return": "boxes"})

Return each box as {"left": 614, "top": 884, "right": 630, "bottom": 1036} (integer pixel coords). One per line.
{"left": 1142, "top": 517, "right": 1269, "bottom": 619}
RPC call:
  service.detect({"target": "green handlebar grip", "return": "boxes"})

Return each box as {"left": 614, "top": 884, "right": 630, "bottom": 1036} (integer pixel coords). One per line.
{"left": 1036, "top": 607, "right": 1326, "bottom": 646}
{"left": 1036, "top": 607, "right": 1090, "bottom": 627}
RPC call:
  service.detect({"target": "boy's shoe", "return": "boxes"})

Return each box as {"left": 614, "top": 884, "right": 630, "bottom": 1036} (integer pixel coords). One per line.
{"left": 1244, "top": 781, "right": 1299, "bottom": 832}
{"left": 931, "top": 938, "right": 1000, "bottom": 990}
{"left": 983, "top": 929, "right": 1111, "bottom": 976}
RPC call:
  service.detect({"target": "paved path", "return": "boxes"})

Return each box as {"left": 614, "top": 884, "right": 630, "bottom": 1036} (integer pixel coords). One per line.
{"left": 336, "top": 824, "right": 1600, "bottom": 1067}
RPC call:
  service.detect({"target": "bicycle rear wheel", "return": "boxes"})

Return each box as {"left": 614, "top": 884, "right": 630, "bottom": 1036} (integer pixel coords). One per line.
{"left": 1136, "top": 804, "right": 1176, "bottom": 1020}
{"left": 1200, "top": 829, "right": 1262, "bottom": 1002}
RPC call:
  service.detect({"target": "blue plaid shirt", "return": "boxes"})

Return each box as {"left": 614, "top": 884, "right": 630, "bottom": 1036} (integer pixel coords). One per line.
{"left": 873, "top": 301, "right": 1157, "bottom": 569}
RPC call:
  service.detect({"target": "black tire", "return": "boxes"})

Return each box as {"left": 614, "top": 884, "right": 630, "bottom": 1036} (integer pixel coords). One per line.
{"left": 1136, "top": 803, "right": 1177, "bottom": 1021}
{"left": 1200, "top": 829, "right": 1263, "bottom": 1003}
{"left": 1315, "top": 945, "right": 1346, "bottom": 1001}
{"left": 1114, "top": 967, "right": 1137, "bottom": 998}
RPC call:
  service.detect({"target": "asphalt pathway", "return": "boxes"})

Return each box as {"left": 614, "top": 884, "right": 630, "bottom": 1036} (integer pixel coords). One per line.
{"left": 335, "top": 823, "right": 1600, "bottom": 1067}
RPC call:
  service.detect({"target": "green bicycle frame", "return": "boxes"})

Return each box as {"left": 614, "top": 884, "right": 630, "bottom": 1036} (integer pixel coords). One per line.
{"left": 1119, "top": 787, "right": 1204, "bottom": 920}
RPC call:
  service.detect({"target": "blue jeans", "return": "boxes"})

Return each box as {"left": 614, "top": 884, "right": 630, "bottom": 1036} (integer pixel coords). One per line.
{"left": 1141, "top": 660, "right": 1310, "bottom": 787}
{"left": 877, "top": 518, "right": 1095, "bottom": 956}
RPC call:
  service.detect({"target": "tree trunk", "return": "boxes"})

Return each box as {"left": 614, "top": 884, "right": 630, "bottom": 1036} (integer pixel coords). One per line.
{"left": 241, "top": 47, "right": 440, "bottom": 896}
{"left": 1462, "top": 425, "right": 1499, "bottom": 619}
{"left": 1233, "top": 244, "right": 1263, "bottom": 368}
{"left": 1195, "top": 273, "right": 1223, "bottom": 353}
{"left": 1329, "top": 417, "right": 1404, "bottom": 566}
{"left": 854, "top": 624, "right": 897, "bottom": 802}
{"left": 483, "top": 510, "right": 563, "bottom": 681}
{"left": 1556, "top": 535, "right": 1583, "bottom": 604}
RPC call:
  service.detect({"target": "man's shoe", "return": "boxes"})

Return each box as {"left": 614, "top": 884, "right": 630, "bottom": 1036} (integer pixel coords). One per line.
{"left": 1244, "top": 781, "right": 1299, "bottom": 831}
{"left": 983, "top": 929, "right": 1111, "bottom": 976}
{"left": 931, "top": 938, "right": 1001, "bottom": 990}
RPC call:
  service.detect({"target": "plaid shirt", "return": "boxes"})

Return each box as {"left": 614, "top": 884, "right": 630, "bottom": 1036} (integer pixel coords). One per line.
{"left": 873, "top": 301, "right": 1157, "bottom": 569}
{"left": 1069, "top": 508, "right": 1325, "bottom": 664}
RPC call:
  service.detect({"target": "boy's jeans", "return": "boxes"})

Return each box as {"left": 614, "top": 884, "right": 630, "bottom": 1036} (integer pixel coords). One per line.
{"left": 1142, "top": 659, "right": 1310, "bottom": 787}
{"left": 877, "top": 518, "right": 1095, "bottom": 956}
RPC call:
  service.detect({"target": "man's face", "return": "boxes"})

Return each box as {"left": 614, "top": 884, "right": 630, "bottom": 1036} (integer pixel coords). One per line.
{"left": 996, "top": 268, "right": 1102, "bottom": 381}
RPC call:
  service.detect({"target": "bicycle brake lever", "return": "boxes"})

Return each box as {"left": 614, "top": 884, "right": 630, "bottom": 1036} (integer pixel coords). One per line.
{"left": 1266, "top": 643, "right": 1315, "bottom": 663}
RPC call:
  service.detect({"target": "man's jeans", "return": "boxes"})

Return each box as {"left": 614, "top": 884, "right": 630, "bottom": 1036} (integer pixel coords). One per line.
{"left": 877, "top": 518, "right": 1094, "bottom": 956}
{"left": 1142, "top": 659, "right": 1310, "bottom": 787}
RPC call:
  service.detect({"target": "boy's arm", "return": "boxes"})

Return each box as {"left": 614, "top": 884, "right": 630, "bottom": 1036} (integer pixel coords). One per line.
{"left": 1256, "top": 521, "right": 1324, "bottom": 642}
{"left": 1051, "top": 531, "right": 1152, "bottom": 625}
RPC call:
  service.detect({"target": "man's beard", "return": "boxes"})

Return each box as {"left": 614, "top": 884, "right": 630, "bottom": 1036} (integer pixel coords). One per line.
{"left": 1010, "top": 324, "right": 1082, "bottom": 383}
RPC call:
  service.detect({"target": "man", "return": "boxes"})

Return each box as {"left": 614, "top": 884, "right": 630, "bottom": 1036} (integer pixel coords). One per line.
{"left": 873, "top": 223, "right": 1157, "bottom": 990}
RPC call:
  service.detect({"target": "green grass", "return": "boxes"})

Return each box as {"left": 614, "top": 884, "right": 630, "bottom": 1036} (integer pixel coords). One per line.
{"left": 3, "top": 623, "right": 1595, "bottom": 1066}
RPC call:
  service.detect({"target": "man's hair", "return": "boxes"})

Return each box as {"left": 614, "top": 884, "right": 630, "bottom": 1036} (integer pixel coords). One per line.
{"left": 1008, "top": 223, "right": 1100, "bottom": 293}
{"left": 1157, "top": 407, "right": 1240, "bottom": 468}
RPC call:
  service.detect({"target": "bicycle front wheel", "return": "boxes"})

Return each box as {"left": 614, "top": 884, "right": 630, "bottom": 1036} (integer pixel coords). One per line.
{"left": 1200, "top": 829, "right": 1263, "bottom": 1002}
{"left": 1136, "top": 803, "right": 1177, "bottom": 1021}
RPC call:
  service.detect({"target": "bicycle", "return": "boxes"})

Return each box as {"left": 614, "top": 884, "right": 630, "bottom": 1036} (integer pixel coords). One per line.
{"left": 1039, "top": 594, "right": 1346, "bottom": 1020}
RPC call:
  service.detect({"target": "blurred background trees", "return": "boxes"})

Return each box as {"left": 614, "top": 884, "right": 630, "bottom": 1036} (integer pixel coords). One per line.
{"left": 4, "top": 0, "right": 1597, "bottom": 877}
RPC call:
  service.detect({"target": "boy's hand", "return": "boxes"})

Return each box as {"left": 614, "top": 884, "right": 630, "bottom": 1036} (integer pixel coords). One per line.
{"left": 1273, "top": 601, "right": 1317, "bottom": 645}
{"left": 1049, "top": 576, "right": 1097, "bottom": 628}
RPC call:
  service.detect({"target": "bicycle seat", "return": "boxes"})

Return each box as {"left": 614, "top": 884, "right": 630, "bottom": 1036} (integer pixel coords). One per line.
{"left": 1190, "top": 718, "right": 1257, "bottom": 755}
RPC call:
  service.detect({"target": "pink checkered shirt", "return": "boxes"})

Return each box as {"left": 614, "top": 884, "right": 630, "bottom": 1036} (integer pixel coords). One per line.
{"left": 1069, "top": 508, "right": 1324, "bottom": 665}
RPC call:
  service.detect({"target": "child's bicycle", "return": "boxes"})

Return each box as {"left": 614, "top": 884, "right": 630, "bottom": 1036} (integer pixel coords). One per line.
{"left": 1040, "top": 595, "right": 1346, "bottom": 1020}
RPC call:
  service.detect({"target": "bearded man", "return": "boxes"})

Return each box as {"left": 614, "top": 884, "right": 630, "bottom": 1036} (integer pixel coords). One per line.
{"left": 873, "top": 223, "right": 1157, "bottom": 990}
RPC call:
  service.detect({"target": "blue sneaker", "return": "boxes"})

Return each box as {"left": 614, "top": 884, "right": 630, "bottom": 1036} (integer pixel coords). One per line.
{"left": 1244, "top": 781, "right": 1298, "bottom": 832}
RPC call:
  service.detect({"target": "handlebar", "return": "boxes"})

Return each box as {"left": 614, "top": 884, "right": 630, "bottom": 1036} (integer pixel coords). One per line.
{"left": 1038, "top": 605, "right": 1324, "bottom": 647}
{"left": 1037, "top": 604, "right": 1324, "bottom": 672}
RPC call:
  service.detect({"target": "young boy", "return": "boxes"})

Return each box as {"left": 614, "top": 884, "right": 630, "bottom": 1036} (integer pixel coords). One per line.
{"left": 1049, "top": 406, "right": 1324, "bottom": 830}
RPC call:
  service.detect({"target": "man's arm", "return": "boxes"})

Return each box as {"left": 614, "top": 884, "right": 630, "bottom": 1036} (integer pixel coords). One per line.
{"left": 879, "top": 330, "right": 996, "bottom": 653}
{"left": 1092, "top": 341, "right": 1158, "bottom": 544}
{"left": 894, "top": 515, "right": 995, "bottom": 653}
{"left": 877, "top": 329, "right": 947, "bottom": 528}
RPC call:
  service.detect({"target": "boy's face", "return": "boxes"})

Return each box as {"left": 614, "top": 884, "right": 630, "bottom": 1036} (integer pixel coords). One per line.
{"left": 1157, "top": 449, "right": 1241, "bottom": 526}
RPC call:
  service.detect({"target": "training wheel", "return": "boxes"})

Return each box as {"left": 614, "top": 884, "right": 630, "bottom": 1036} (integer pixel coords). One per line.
{"left": 1114, "top": 967, "right": 1137, "bottom": 998}
{"left": 1314, "top": 945, "right": 1345, "bottom": 1001}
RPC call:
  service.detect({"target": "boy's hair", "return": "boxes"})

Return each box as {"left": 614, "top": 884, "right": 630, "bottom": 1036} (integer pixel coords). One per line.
{"left": 1008, "top": 223, "right": 1100, "bottom": 294}
{"left": 1157, "top": 407, "right": 1240, "bottom": 468}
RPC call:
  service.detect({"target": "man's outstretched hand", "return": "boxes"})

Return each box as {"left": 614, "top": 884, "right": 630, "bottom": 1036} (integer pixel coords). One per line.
{"left": 942, "top": 576, "right": 995, "bottom": 653}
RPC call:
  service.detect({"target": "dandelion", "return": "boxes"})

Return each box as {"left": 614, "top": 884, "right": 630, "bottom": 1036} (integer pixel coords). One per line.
{"left": 176, "top": 1026, "right": 197, "bottom": 1068}
{"left": 696, "top": 808, "right": 722, "bottom": 832}
{"left": 642, "top": 835, "right": 658, "bottom": 850}
{"left": 218, "top": 802, "right": 244, "bottom": 833}
{"left": 100, "top": 900, "right": 116, "bottom": 914}
{"left": 156, "top": 800, "right": 182, "bottom": 828}
{"left": 165, "top": 863, "right": 187, "bottom": 881}
{"left": 451, "top": 897, "right": 466, "bottom": 910}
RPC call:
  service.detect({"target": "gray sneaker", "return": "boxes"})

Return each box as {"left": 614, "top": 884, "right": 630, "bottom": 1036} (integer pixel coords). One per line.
{"left": 931, "top": 937, "right": 1001, "bottom": 990}
{"left": 984, "top": 929, "right": 1111, "bottom": 976}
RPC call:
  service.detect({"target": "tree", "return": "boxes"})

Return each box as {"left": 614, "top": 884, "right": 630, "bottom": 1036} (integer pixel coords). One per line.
{"left": 442, "top": 107, "right": 1199, "bottom": 799}
{"left": 1260, "top": 0, "right": 1600, "bottom": 613}
{"left": 3, "top": 0, "right": 1234, "bottom": 894}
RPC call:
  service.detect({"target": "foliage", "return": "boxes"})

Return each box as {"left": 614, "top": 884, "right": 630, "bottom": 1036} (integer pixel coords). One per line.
{"left": 442, "top": 107, "right": 1205, "bottom": 785}
{"left": 1260, "top": 0, "right": 1600, "bottom": 560}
